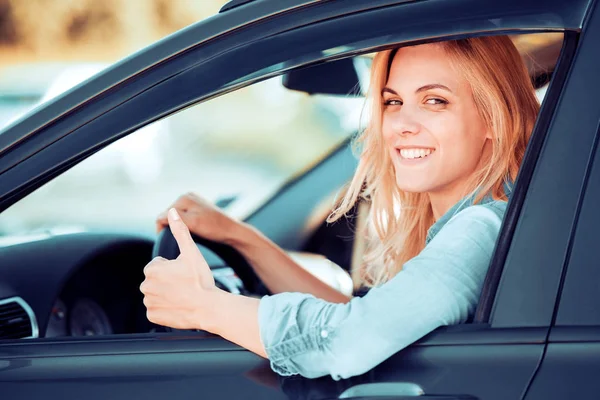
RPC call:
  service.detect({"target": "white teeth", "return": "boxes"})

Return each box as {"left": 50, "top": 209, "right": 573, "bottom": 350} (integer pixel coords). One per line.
{"left": 399, "top": 148, "right": 433, "bottom": 159}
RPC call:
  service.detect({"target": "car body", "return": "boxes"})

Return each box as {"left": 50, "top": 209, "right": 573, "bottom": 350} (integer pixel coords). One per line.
{"left": 0, "top": 0, "right": 599, "bottom": 399}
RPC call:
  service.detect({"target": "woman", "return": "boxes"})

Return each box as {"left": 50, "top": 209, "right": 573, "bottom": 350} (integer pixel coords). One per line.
{"left": 140, "top": 35, "right": 540, "bottom": 380}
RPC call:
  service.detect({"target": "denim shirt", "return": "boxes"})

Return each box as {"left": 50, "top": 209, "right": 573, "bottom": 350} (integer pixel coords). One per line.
{"left": 258, "top": 196, "right": 507, "bottom": 380}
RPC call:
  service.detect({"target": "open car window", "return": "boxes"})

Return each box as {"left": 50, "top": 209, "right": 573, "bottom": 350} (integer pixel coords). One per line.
{"left": 0, "top": 31, "right": 565, "bottom": 342}
{"left": 0, "top": 33, "right": 561, "bottom": 239}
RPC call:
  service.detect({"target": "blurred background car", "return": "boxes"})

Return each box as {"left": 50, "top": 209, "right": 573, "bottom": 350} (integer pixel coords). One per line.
{"left": 1, "top": 63, "right": 171, "bottom": 183}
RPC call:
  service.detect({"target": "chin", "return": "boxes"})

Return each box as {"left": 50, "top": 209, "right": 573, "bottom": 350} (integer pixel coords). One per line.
{"left": 394, "top": 178, "right": 433, "bottom": 194}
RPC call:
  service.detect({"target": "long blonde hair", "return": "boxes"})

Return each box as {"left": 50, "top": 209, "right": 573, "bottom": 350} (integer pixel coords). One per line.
{"left": 329, "top": 36, "right": 540, "bottom": 287}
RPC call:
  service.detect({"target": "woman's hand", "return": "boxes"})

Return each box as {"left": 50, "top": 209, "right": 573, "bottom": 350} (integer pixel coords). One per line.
{"left": 141, "top": 208, "right": 219, "bottom": 330}
{"left": 143, "top": 208, "right": 267, "bottom": 359}
{"left": 155, "top": 192, "right": 239, "bottom": 244}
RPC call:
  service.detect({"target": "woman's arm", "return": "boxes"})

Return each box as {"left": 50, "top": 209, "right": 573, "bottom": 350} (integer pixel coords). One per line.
{"left": 156, "top": 193, "right": 351, "bottom": 303}
{"left": 144, "top": 208, "right": 343, "bottom": 358}
{"left": 203, "top": 289, "right": 266, "bottom": 357}
{"left": 254, "top": 203, "right": 506, "bottom": 379}
{"left": 227, "top": 222, "right": 351, "bottom": 303}
{"left": 143, "top": 203, "right": 505, "bottom": 380}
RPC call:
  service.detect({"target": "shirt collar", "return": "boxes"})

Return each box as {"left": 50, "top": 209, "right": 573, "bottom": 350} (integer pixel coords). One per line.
{"left": 425, "top": 182, "right": 512, "bottom": 245}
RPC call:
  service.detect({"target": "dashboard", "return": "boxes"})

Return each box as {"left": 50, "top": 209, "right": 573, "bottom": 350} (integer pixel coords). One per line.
{"left": 0, "top": 141, "right": 359, "bottom": 341}
{"left": 0, "top": 231, "right": 238, "bottom": 339}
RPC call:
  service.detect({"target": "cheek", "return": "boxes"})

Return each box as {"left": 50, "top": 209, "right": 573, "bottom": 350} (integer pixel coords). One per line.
{"left": 426, "top": 114, "right": 484, "bottom": 164}
{"left": 377, "top": 117, "right": 397, "bottom": 166}
{"left": 422, "top": 116, "right": 455, "bottom": 148}
{"left": 440, "top": 129, "right": 487, "bottom": 169}
{"left": 381, "top": 116, "right": 395, "bottom": 144}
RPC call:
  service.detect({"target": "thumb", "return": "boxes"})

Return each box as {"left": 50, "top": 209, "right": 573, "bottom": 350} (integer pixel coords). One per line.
{"left": 168, "top": 208, "right": 198, "bottom": 258}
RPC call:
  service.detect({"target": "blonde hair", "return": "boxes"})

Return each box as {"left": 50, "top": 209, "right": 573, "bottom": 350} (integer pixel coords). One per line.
{"left": 329, "top": 36, "right": 540, "bottom": 288}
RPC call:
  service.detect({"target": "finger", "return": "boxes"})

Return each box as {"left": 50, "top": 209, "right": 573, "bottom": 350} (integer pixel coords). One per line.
{"left": 145, "top": 308, "right": 184, "bottom": 328}
{"left": 143, "top": 256, "right": 166, "bottom": 273}
{"left": 139, "top": 278, "right": 160, "bottom": 295}
{"left": 168, "top": 208, "right": 198, "bottom": 257}
{"left": 174, "top": 194, "right": 196, "bottom": 211}
{"left": 142, "top": 294, "right": 156, "bottom": 308}
{"left": 143, "top": 258, "right": 167, "bottom": 283}
{"left": 186, "top": 192, "right": 205, "bottom": 204}
{"left": 146, "top": 308, "right": 166, "bottom": 326}
{"left": 156, "top": 209, "right": 170, "bottom": 232}
{"left": 157, "top": 207, "right": 193, "bottom": 231}
{"left": 158, "top": 212, "right": 199, "bottom": 236}
{"left": 139, "top": 280, "right": 152, "bottom": 295}
{"left": 156, "top": 217, "right": 168, "bottom": 233}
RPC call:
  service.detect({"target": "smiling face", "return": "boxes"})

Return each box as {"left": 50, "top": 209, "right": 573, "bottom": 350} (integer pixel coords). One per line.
{"left": 381, "top": 43, "right": 491, "bottom": 201}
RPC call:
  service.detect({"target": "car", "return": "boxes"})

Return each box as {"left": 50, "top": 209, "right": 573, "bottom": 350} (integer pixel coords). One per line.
{"left": 0, "top": 0, "right": 599, "bottom": 399}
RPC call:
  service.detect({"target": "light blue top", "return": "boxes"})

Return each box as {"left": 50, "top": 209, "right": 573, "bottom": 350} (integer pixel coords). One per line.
{"left": 258, "top": 195, "right": 507, "bottom": 380}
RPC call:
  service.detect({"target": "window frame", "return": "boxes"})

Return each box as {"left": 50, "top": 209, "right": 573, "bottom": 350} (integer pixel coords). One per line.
{"left": 553, "top": 122, "right": 600, "bottom": 327}
{"left": 488, "top": 0, "right": 600, "bottom": 329}
{"left": 475, "top": 31, "right": 579, "bottom": 325}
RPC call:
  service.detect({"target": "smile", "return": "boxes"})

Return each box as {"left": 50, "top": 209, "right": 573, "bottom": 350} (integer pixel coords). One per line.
{"left": 398, "top": 148, "right": 435, "bottom": 160}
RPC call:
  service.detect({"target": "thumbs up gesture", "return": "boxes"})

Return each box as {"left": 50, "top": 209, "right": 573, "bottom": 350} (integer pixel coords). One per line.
{"left": 140, "top": 208, "right": 216, "bottom": 330}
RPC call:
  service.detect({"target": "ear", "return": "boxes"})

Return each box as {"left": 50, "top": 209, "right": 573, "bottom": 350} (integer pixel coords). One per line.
{"left": 485, "top": 129, "right": 493, "bottom": 140}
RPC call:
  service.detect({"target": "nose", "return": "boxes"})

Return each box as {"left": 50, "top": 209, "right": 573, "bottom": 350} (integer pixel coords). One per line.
{"left": 387, "top": 105, "right": 421, "bottom": 136}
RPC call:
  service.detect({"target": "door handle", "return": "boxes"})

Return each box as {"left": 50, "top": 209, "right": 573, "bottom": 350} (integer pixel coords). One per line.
{"left": 339, "top": 383, "right": 423, "bottom": 398}
{"left": 338, "top": 382, "right": 478, "bottom": 399}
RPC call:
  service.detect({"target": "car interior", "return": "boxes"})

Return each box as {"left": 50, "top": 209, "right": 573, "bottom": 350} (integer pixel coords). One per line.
{"left": 0, "top": 32, "right": 563, "bottom": 342}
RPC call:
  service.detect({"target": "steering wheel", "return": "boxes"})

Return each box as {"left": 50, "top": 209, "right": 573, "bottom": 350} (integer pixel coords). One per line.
{"left": 152, "top": 227, "right": 267, "bottom": 295}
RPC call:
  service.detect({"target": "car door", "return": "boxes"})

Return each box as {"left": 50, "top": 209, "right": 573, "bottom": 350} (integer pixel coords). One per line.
{"left": 524, "top": 125, "right": 600, "bottom": 399}
{"left": 0, "top": 0, "right": 596, "bottom": 399}
{"left": 522, "top": 5, "right": 600, "bottom": 398}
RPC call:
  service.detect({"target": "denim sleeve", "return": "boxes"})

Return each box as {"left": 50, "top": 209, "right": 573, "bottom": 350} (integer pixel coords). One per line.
{"left": 258, "top": 203, "right": 506, "bottom": 380}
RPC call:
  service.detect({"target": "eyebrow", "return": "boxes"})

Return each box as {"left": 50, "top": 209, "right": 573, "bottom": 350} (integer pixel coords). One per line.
{"left": 381, "top": 84, "right": 453, "bottom": 96}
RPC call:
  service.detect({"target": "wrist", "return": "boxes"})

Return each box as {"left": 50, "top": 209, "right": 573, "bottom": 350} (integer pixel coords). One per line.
{"left": 195, "top": 287, "right": 228, "bottom": 332}
{"left": 223, "top": 219, "right": 260, "bottom": 250}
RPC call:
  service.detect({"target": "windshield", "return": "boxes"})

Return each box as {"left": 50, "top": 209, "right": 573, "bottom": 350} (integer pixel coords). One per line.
{"left": 0, "top": 74, "right": 364, "bottom": 237}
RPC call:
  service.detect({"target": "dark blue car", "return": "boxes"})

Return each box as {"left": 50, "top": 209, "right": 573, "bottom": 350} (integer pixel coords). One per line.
{"left": 0, "top": 0, "right": 599, "bottom": 399}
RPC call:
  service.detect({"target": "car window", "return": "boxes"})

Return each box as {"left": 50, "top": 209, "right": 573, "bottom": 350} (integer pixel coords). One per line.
{"left": 555, "top": 124, "right": 600, "bottom": 326}
{"left": 0, "top": 31, "right": 561, "bottom": 239}
{"left": 0, "top": 74, "right": 364, "bottom": 238}
{"left": 0, "top": 32, "right": 564, "bottom": 342}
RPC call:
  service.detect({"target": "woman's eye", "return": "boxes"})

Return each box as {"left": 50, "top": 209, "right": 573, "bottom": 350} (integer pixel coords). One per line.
{"left": 425, "top": 98, "right": 448, "bottom": 106}
{"left": 384, "top": 99, "right": 403, "bottom": 106}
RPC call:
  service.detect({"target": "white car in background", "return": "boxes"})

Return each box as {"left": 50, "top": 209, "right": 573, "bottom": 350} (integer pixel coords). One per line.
{"left": 0, "top": 63, "right": 170, "bottom": 184}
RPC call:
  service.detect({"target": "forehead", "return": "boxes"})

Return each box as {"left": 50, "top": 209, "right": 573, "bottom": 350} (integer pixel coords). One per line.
{"left": 386, "top": 43, "right": 463, "bottom": 91}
